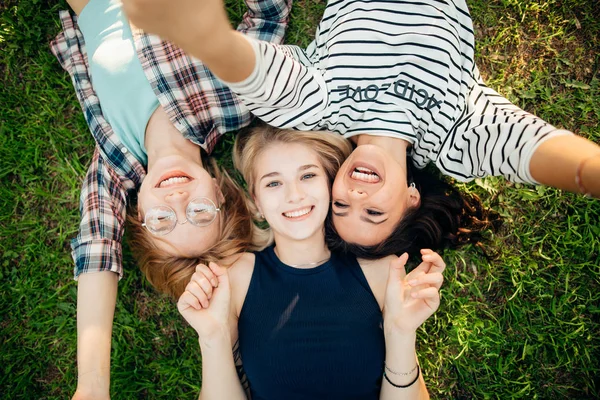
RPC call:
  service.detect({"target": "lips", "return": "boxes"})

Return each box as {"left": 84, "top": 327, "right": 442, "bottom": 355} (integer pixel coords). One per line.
{"left": 349, "top": 164, "right": 381, "bottom": 183}
{"left": 155, "top": 171, "right": 193, "bottom": 188}
{"left": 282, "top": 206, "right": 314, "bottom": 219}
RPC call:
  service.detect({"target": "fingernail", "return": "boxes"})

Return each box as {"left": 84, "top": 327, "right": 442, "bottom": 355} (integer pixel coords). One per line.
{"left": 408, "top": 279, "right": 418, "bottom": 286}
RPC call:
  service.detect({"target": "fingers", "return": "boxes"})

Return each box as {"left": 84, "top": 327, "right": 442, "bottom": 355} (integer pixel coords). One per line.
{"left": 410, "top": 286, "right": 441, "bottom": 311}
{"left": 420, "top": 249, "right": 446, "bottom": 273}
{"left": 196, "top": 264, "right": 219, "bottom": 287}
{"left": 407, "top": 272, "right": 444, "bottom": 290}
{"left": 388, "top": 253, "right": 409, "bottom": 281}
{"left": 178, "top": 290, "right": 202, "bottom": 312}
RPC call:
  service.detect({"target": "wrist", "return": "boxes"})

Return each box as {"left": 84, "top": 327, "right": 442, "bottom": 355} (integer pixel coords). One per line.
{"left": 198, "top": 326, "right": 232, "bottom": 351}
{"left": 75, "top": 368, "right": 110, "bottom": 398}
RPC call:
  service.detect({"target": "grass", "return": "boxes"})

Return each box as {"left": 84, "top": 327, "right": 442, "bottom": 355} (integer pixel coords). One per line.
{"left": 0, "top": 0, "right": 599, "bottom": 398}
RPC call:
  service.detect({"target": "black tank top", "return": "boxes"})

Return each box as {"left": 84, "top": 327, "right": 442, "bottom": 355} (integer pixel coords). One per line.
{"left": 238, "top": 245, "right": 385, "bottom": 400}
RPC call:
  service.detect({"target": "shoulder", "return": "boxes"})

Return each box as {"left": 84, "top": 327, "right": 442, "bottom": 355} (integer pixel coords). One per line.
{"left": 357, "top": 255, "right": 396, "bottom": 309}
{"left": 228, "top": 252, "right": 256, "bottom": 316}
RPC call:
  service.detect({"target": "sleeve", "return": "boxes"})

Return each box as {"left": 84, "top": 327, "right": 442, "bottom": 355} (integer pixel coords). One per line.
{"left": 237, "top": 0, "right": 293, "bottom": 44}
{"left": 71, "top": 147, "right": 128, "bottom": 280}
{"left": 437, "top": 80, "right": 573, "bottom": 184}
{"left": 224, "top": 37, "right": 329, "bottom": 130}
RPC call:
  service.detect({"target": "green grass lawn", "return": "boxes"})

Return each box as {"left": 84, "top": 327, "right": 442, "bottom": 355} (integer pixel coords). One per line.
{"left": 1, "top": 0, "right": 599, "bottom": 398}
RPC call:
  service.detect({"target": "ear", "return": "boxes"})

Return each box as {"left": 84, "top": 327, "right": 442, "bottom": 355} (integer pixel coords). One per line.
{"left": 407, "top": 184, "right": 421, "bottom": 209}
{"left": 137, "top": 208, "right": 143, "bottom": 222}
{"left": 252, "top": 193, "right": 264, "bottom": 217}
{"left": 213, "top": 178, "right": 225, "bottom": 205}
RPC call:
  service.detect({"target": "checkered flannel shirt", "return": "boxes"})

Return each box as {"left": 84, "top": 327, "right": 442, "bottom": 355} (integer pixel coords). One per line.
{"left": 50, "top": 0, "right": 292, "bottom": 279}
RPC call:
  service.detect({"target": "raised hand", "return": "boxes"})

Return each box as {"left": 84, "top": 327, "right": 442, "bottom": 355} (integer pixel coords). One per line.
{"left": 121, "top": 0, "right": 232, "bottom": 49}
{"left": 177, "top": 262, "right": 232, "bottom": 341}
{"left": 383, "top": 249, "right": 446, "bottom": 334}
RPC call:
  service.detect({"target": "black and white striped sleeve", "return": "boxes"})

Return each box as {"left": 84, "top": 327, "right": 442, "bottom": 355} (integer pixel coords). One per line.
{"left": 437, "top": 82, "right": 573, "bottom": 184}
{"left": 225, "top": 36, "right": 328, "bottom": 129}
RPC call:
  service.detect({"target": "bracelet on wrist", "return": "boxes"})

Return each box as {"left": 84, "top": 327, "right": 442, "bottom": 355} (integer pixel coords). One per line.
{"left": 384, "top": 362, "right": 418, "bottom": 376}
{"left": 383, "top": 364, "right": 420, "bottom": 389}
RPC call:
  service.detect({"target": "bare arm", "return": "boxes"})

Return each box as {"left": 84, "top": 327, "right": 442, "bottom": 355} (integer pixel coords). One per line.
{"left": 530, "top": 134, "right": 600, "bottom": 198}
{"left": 72, "top": 272, "right": 118, "bottom": 400}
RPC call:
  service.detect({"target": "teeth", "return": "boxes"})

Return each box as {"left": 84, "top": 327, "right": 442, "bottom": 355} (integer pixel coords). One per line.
{"left": 356, "top": 167, "right": 376, "bottom": 174}
{"left": 159, "top": 176, "right": 190, "bottom": 188}
{"left": 283, "top": 207, "right": 312, "bottom": 218}
{"left": 351, "top": 170, "right": 380, "bottom": 183}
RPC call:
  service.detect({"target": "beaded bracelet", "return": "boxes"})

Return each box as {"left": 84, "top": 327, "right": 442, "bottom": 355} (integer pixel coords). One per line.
{"left": 384, "top": 362, "right": 418, "bottom": 376}
{"left": 575, "top": 153, "right": 600, "bottom": 196}
{"left": 383, "top": 365, "right": 421, "bottom": 389}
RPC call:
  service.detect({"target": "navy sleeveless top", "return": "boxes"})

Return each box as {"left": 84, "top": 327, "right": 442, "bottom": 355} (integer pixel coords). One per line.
{"left": 238, "top": 246, "right": 385, "bottom": 400}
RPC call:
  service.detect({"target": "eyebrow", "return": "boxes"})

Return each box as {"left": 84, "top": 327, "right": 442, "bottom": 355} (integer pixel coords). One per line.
{"left": 259, "top": 164, "right": 320, "bottom": 181}
{"left": 332, "top": 211, "right": 388, "bottom": 225}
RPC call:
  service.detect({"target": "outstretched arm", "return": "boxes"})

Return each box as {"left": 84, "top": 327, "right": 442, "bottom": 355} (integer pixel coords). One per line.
{"left": 123, "top": 0, "right": 328, "bottom": 129}
{"left": 530, "top": 134, "right": 600, "bottom": 198}
{"left": 72, "top": 272, "right": 117, "bottom": 400}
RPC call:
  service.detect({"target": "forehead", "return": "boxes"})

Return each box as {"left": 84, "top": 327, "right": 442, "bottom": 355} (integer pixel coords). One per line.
{"left": 255, "top": 142, "right": 322, "bottom": 173}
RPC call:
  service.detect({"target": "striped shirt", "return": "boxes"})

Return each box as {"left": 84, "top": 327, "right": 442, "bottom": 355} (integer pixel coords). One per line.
{"left": 50, "top": 0, "right": 292, "bottom": 279}
{"left": 227, "top": 0, "right": 571, "bottom": 183}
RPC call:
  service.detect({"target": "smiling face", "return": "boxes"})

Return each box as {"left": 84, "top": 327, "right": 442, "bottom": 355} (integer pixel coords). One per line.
{"left": 253, "top": 142, "right": 330, "bottom": 243}
{"left": 331, "top": 144, "right": 419, "bottom": 246}
{"left": 137, "top": 155, "right": 224, "bottom": 257}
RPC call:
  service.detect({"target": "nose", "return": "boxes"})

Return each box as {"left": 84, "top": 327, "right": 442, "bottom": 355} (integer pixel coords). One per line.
{"left": 164, "top": 190, "right": 190, "bottom": 204}
{"left": 286, "top": 182, "right": 305, "bottom": 203}
{"left": 348, "top": 188, "right": 367, "bottom": 200}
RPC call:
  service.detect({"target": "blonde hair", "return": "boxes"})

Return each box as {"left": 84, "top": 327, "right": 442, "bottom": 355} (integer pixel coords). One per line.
{"left": 127, "top": 158, "right": 267, "bottom": 299}
{"left": 233, "top": 124, "right": 353, "bottom": 244}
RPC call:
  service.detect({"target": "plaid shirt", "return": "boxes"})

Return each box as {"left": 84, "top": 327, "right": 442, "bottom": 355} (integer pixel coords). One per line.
{"left": 50, "top": 0, "right": 292, "bottom": 279}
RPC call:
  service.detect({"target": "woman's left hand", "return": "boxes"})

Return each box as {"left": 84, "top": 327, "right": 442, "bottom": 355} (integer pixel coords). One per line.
{"left": 383, "top": 249, "right": 446, "bottom": 334}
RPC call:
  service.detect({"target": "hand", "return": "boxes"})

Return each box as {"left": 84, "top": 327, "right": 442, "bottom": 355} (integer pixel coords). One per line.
{"left": 177, "top": 262, "right": 231, "bottom": 341}
{"left": 121, "top": 0, "right": 232, "bottom": 50}
{"left": 383, "top": 249, "right": 446, "bottom": 334}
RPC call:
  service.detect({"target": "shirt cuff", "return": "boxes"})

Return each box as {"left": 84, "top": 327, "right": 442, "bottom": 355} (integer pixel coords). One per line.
{"left": 71, "top": 238, "right": 123, "bottom": 280}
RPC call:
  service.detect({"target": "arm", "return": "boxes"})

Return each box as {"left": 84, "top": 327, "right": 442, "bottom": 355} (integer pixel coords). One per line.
{"left": 530, "top": 134, "right": 600, "bottom": 198}
{"left": 72, "top": 272, "right": 118, "bottom": 400}
{"left": 123, "top": 0, "right": 328, "bottom": 128}
{"left": 178, "top": 263, "right": 246, "bottom": 400}
{"left": 70, "top": 149, "right": 129, "bottom": 399}
{"left": 380, "top": 250, "right": 446, "bottom": 400}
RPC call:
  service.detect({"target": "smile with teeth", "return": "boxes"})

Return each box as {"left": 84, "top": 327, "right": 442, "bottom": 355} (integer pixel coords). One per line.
{"left": 351, "top": 167, "right": 380, "bottom": 183}
{"left": 283, "top": 206, "right": 313, "bottom": 219}
{"left": 159, "top": 176, "right": 191, "bottom": 188}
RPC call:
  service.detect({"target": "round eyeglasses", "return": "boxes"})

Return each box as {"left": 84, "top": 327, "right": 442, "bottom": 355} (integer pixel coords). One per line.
{"left": 142, "top": 197, "right": 221, "bottom": 236}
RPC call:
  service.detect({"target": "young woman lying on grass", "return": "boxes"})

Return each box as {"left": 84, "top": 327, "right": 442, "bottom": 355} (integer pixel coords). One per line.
{"left": 124, "top": 0, "right": 600, "bottom": 259}
{"left": 51, "top": 0, "right": 291, "bottom": 398}
{"left": 177, "top": 125, "right": 445, "bottom": 399}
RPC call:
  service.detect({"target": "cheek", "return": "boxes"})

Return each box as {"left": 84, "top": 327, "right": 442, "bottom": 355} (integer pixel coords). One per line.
{"left": 331, "top": 177, "right": 344, "bottom": 199}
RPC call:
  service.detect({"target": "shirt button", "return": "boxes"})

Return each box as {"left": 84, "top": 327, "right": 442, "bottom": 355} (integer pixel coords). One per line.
{"left": 80, "top": 79, "right": 89, "bottom": 86}
{"left": 121, "top": 147, "right": 128, "bottom": 154}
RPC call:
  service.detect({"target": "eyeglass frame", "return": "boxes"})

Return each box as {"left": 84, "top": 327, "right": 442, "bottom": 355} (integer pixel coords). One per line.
{"left": 141, "top": 197, "right": 221, "bottom": 236}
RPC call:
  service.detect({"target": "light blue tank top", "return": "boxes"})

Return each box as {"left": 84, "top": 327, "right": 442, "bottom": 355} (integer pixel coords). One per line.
{"left": 78, "top": 0, "right": 158, "bottom": 165}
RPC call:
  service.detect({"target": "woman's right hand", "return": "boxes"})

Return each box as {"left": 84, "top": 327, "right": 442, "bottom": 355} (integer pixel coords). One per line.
{"left": 177, "top": 262, "right": 231, "bottom": 341}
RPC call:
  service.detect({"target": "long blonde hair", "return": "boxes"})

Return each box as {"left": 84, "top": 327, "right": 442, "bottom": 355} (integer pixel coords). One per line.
{"left": 127, "top": 158, "right": 267, "bottom": 299}
{"left": 233, "top": 124, "right": 353, "bottom": 245}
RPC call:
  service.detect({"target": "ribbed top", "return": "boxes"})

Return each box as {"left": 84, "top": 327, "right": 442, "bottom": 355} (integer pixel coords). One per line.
{"left": 238, "top": 245, "right": 385, "bottom": 400}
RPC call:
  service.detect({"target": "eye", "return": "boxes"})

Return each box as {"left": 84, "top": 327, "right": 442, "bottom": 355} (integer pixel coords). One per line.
{"left": 333, "top": 201, "right": 348, "bottom": 208}
{"left": 366, "top": 209, "right": 383, "bottom": 216}
{"left": 266, "top": 181, "right": 281, "bottom": 188}
{"left": 301, "top": 173, "right": 316, "bottom": 180}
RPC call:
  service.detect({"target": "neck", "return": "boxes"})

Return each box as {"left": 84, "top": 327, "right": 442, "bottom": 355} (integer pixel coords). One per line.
{"left": 145, "top": 107, "right": 202, "bottom": 169}
{"left": 273, "top": 230, "right": 330, "bottom": 269}
{"left": 355, "top": 134, "right": 410, "bottom": 162}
